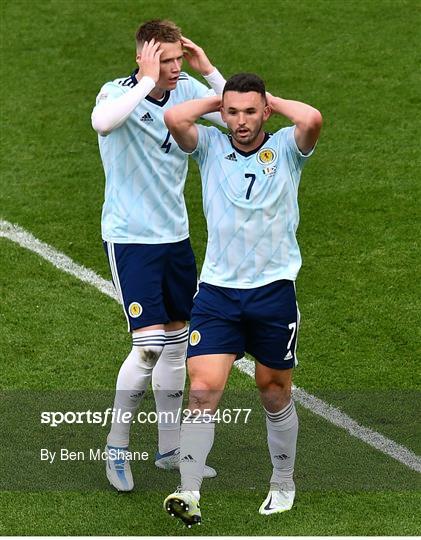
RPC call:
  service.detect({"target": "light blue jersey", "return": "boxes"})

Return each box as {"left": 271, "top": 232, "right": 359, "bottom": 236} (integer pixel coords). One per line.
{"left": 191, "top": 125, "right": 314, "bottom": 288}
{"left": 94, "top": 71, "right": 214, "bottom": 244}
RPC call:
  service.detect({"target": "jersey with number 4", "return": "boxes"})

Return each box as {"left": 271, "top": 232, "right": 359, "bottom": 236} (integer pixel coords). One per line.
{"left": 95, "top": 71, "right": 214, "bottom": 244}
{"left": 191, "top": 125, "right": 314, "bottom": 288}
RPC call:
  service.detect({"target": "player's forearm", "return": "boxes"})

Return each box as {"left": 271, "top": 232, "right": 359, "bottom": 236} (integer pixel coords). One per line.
{"left": 165, "top": 96, "right": 221, "bottom": 153}
{"left": 201, "top": 69, "right": 227, "bottom": 127}
{"left": 91, "top": 76, "right": 155, "bottom": 136}
{"left": 269, "top": 96, "right": 322, "bottom": 131}
{"left": 203, "top": 68, "right": 226, "bottom": 94}
{"left": 165, "top": 96, "right": 221, "bottom": 131}
{"left": 201, "top": 111, "right": 226, "bottom": 128}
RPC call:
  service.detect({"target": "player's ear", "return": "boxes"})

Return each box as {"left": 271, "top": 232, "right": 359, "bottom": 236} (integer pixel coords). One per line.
{"left": 135, "top": 42, "right": 144, "bottom": 63}
{"left": 220, "top": 105, "right": 227, "bottom": 122}
{"left": 135, "top": 49, "right": 143, "bottom": 71}
{"left": 263, "top": 105, "right": 271, "bottom": 121}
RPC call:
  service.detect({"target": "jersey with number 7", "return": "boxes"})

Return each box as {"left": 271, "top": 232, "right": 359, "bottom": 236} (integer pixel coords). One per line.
{"left": 189, "top": 124, "right": 315, "bottom": 288}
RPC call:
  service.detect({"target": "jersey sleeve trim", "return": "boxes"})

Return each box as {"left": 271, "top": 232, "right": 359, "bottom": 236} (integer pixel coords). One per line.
{"left": 289, "top": 125, "right": 316, "bottom": 158}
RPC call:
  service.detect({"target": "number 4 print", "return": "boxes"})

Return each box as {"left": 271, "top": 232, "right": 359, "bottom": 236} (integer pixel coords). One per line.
{"left": 161, "top": 130, "right": 172, "bottom": 153}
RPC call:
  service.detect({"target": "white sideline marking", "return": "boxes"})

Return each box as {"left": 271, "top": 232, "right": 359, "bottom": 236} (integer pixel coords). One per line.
{"left": 236, "top": 358, "right": 420, "bottom": 473}
{"left": 1, "top": 219, "right": 420, "bottom": 474}
{"left": 0, "top": 220, "right": 118, "bottom": 302}
{"left": 291, "top": 386, "right": 421, "bottom": 473}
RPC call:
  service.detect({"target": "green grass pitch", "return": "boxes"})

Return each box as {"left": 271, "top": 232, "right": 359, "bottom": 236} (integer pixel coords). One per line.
{"left": 1, "top": 0, "right": 420, "bottom": 535}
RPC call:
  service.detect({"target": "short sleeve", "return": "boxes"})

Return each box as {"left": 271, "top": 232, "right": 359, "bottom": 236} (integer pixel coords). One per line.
{"left": 188, "top": 125, "right": 213, "bottom": 162}
{"left": 283, "top": 125, "right": 315, "bottom": 172}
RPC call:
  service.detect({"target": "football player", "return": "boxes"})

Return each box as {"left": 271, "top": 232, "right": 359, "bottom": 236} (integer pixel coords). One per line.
{"left": 91, "top": 19, "right": 226, "bottom": 491}
{"left": 163, "top": 73, "right": 322, "bottom": 525}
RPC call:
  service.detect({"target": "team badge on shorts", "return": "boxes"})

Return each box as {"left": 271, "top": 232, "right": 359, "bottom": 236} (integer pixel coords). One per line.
{"left": 128, "top": 302, "right": 143, "bottom": 318}
{"left": 189, "top": 330, "right": 201, "bottom": 346}
{"left": 257, "top": 148, "right": 277, "bottom": 165}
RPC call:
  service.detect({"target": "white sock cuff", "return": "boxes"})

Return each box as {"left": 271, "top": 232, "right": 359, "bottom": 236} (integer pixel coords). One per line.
{"left": 132, "top": 329, "right": 166, "bottom": 348}
{"left": 182, "top": 410, "right": 215, "bottom": 425}
{"left": 165, "top": 326, "right": 188, "bottom": 344}
{"left": 265, "top": 400, "right": 297, "bottom": 425}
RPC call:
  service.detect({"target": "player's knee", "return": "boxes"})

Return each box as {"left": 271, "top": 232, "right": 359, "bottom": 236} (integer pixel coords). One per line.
{"left": 258, "top": 380, "right": 291, "bottom": 410}
{"left": 189, "top": 376, "right": 215, "bottom": 393}
{"left": 188, "top": 381, "right": 222, "bottom": 412}
{"left": 131, "top": 330, "right": 166, "bottom": 369}
{"left": 259, "top": 380, "right": 291, "bottom": 398}
{"left": 133, "top": 344, "right": 164, "bottom": 369}
{"left": 165, "top": 340, "right": 187, "bottom": 364}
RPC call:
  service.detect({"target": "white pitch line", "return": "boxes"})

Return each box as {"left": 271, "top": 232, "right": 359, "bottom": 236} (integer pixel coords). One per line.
{"left": 291, "top": 386, "right": 421, "bottom": 472}
{"left": 1, "top": 218, "right": 420, "bottom": 474}
{"left": 0, "top": 220, "right": 118, "bottom": 302}
{"left": 235, "top": 358, "right": 421, "bottom": 473}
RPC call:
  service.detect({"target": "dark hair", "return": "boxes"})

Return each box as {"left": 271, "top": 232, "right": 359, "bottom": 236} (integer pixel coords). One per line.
{"left": 223, "top": 73, "right": 266, "bottom": 98}
{"left": 135, "top": 19, "right": 181, "bottom": 50}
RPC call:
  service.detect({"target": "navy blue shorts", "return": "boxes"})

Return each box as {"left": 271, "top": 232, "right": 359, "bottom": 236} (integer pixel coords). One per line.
{"left": 187, "top": 280, "right": 299, "bottom": 370}
{"left": 103, "top": 239, "right": 197, "bottom": 331}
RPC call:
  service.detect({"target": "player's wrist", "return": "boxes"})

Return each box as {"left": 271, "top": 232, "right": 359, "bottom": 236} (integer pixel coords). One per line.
{"left": 200, "top": 64, "right": 215, "bottom": 77}
{"left": 140, "top": 74, "right": 158, "bottom": 85}
{"left": 207, "top": 95, "right": 222, "bottom": 112}
{"left": 203, "top": 68, "right": 225, "bottom": 92}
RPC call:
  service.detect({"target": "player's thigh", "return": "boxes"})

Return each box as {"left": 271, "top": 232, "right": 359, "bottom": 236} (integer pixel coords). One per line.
{"left": 187, "top": 282, "right": 245, "bottom": 360}
{"left": 103, "top": 241, "right": 168, "bottom": 331}
{"left": 188, "top": 354, "right": 236, "bottom": 389}
{"left": 162, "top": 238, "right": 197, "bottom": 323}
{"left": 187, "top": 354, "right": 236, "bottom": 412}
{"left": 245, "top": 280, "right": 299, "bottom": 370}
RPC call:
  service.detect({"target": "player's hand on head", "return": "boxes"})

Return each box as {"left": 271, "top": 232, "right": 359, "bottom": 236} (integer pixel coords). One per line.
{"left": 266, "top": 92, "right": 274, "bottom": 106}
{"left": 181, "top": 35, "right": 214, "bottom": 76}
{"left": 137, "top": 39, "right": 162, "bottom": 83}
